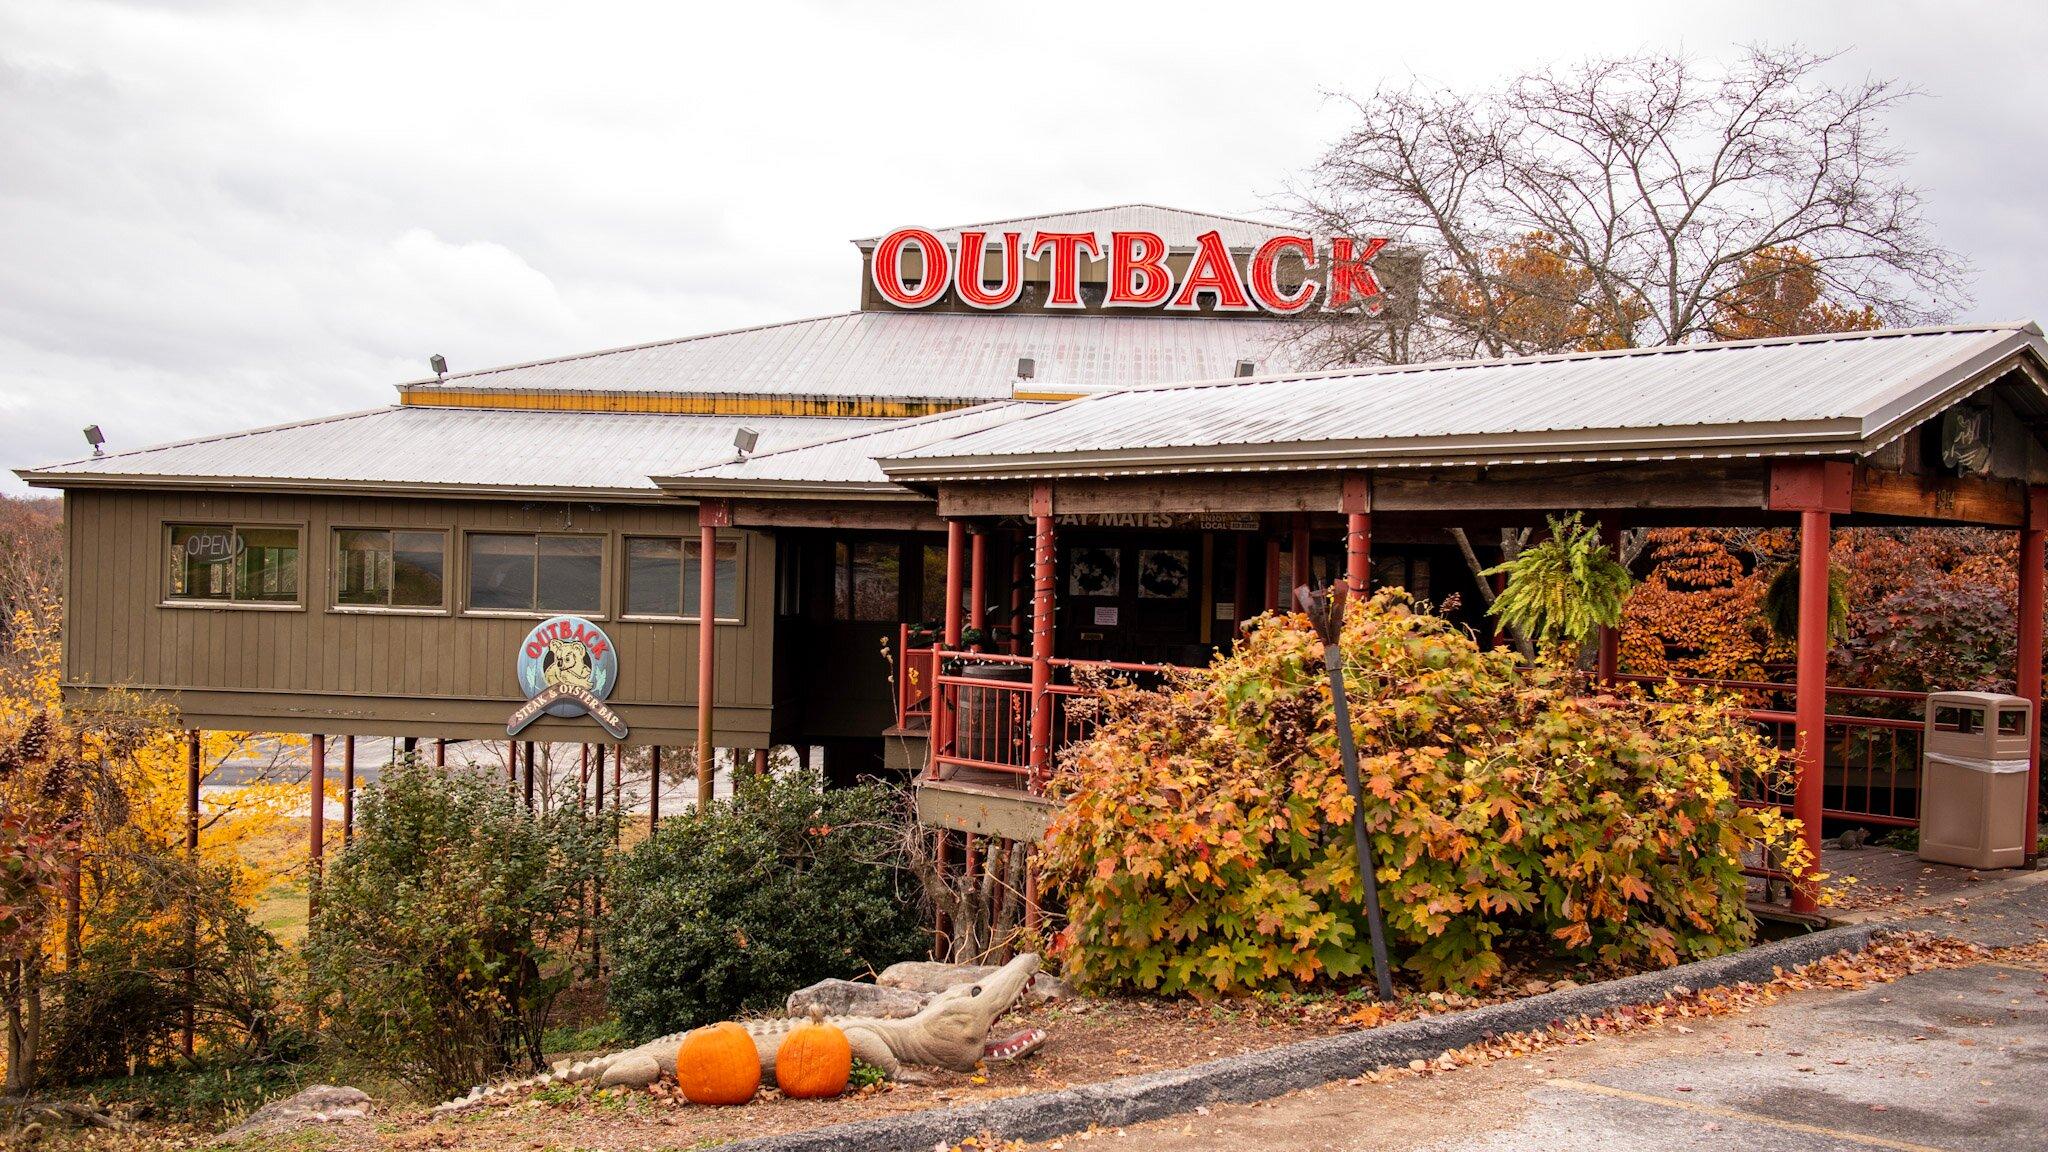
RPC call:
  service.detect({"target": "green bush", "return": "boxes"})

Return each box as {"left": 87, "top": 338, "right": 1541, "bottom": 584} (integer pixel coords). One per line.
{"left": 302, "top": 758, "right": 612, "bottom": 1095}
{"left": 606, "top": 774, "right": 925, "bottom": 1040}
{"left": 1043, "top": 591, "right": 1808, "bottom": 996}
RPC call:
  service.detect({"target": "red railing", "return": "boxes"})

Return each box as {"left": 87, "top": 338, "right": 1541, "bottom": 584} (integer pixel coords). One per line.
{"left": 893, "top": 624, "right": 935, "bottom": 730}
{"left": 1617, "top": 674, "right": 1928, "bottom": 828}
{"left": 925, "top": 650, "right": 1182, "bottom": 791}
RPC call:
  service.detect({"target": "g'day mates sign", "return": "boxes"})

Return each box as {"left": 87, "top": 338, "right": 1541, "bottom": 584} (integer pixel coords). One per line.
{"left": 507, "top": 615, "right": 629, "bottom": 739}
{"left": 868, "top": 227, "right": 1392, "bottom": 315}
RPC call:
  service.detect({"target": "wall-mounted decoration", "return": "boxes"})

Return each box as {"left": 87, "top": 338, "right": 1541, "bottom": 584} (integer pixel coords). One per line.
{"left": 507, "top": 614, "right": 628, "bottom": 738}
{"left": 1137, "top": 549, "right": 1191, "bottom": 598}
{"left": 1067, "top": 546, "right": 1120, "bottom": 597}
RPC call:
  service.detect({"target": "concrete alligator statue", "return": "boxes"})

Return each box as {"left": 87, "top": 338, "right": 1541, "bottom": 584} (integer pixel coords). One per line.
{"left": 438, "top": 952, "right": 1047, "bottom": 1111}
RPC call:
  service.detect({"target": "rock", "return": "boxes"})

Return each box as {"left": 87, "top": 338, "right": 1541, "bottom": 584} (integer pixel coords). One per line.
{"left": 600, "top": 1053, "right": 663, "bottom": 1088}
{"left": 786, "top": 978, "right": 930, "bottom": 1019}
{"left": 214, "top": 1085, "right": 371, "bottom": 1143}
{"left": 876, "top": 961, "right": 999, "bottom": 994}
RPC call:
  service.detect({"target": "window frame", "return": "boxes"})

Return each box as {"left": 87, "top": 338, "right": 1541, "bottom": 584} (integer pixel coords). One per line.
{"left": 618, "top": 531, "right": 747, "bottom": 626}
{"left": 328, "top": 526, "right": 452, "bottom": 616}
{"left": 160, "top": 520, "right": 308, "bottom": 612}
{"left": 459, "top": 530, "right": 610, "bottom": 620}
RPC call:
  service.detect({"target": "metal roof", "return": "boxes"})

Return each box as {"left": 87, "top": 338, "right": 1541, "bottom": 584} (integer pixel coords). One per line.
{"left": 880, "top": 323, "right": 2048, "bottom": 480}
{"left": 394, "top": 310, "right": 1310, "bottom": 400}
{"left": 656, "top": 402, "right": 1035, "bottom": 498}
{"left": 18, "top": 407, "right": 881, "bottom": 499}
{"left": 851, "top": 204, "right": 1302, "bottom": 250}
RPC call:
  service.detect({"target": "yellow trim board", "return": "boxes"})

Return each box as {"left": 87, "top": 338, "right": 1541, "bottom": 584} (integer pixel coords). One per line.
{"left": 398, "top": 388, "right": 973, "bottom": 419}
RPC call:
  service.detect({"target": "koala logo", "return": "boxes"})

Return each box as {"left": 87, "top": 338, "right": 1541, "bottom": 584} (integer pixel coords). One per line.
{"left": 542, "top": 636, "right": 595, "bottom": 692}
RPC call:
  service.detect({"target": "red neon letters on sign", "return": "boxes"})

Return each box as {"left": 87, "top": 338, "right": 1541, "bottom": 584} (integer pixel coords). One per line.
{"left": 1105, "top": 231, "right": 1173, "bottom": 307}
{"left": 954, "top": 231, "right": 1025, "bottom": 310}
{"left": 1027, "top": 232, "right": 1102, "bottom": 309}
{"left": 1168, "top": 231, "right": 1254, "bottom": 311}
{"left": 1248, "top": 235, "right": 1319, "bottom": 314}
{"left": 1325, "top": 236, "right": 1390, "bottom": 312}
{"left": 866, "top": 227, "right": 1390, "bottom": 314}
{"left": 872, "top": 228, "right": 951, "bottom": 308}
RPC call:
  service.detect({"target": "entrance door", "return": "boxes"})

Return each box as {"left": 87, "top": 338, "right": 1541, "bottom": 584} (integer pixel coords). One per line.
{"left": 1057, "top": 530, "right": 1205, "bottom": 666}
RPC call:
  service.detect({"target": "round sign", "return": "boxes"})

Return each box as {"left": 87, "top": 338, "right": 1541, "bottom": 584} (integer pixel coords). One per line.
{"left": 516, "top": 615, "right": 618, "bottom": 719}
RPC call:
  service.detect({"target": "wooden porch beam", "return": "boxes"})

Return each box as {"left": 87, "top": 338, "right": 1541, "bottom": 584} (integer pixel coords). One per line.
{"left": 1848, "top": 464, "right": 2026, "bottom": 527}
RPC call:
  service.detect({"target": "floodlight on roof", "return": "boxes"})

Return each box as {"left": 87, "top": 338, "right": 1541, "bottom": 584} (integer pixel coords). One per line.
{"left": 82, "top": 425, "right": 105, "bottom": 457}
{"left": 1235, "top": 360, "right": 1257, "bottom": 377}
{"left": 1017, "top": 357, "right": 1036, "bottom": 381}
{"left": 733, "top": 427, "right": 761, "bottom": 458}
{"left": 430, "top": 354, "right": 448, "bottom": 381}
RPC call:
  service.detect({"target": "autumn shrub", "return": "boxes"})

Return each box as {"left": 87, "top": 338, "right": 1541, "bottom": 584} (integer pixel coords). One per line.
{"left": 303, "top": 759, "right": 613, "bottom": 1095}
{"left": 1042, "top": 591, "right": 1805, "bottom": 996}
{"left": 605, "top": 773, "right": 925, "bottom": 1041}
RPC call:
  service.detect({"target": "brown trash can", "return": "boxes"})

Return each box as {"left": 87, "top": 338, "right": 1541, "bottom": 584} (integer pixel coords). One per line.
{"left": 1918, "top": 691, "right": 2033, "bottom": 869}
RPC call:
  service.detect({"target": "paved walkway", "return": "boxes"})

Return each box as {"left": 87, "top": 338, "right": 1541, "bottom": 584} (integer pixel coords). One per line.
{"left": 1044, "top": 873, "right": 2048, "bottom": 1152}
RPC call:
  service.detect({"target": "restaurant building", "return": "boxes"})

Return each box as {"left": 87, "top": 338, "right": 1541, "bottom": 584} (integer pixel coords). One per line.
{"left": 19, "top": 204, "right": 2048, "bottom": 919}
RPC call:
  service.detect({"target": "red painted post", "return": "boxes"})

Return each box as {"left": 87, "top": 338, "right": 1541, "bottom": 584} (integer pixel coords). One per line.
{"left": 184, "top": 729, "right": 200, "bottom": 1057}
{"left": 1232, "top": 536, "right": 1250, "bottom": 632}
{"left": 649, "top": 746, "right": 662, "bottom": 830}
{"left": 1343, "top": 474, "right": 1372, "bottom": 595}
{"left": 697, "top": 500, "right": 730, "bottom": 809}
{"left": 307, "top": 734, "right": 325, "bottom": 920}
{"left": 1291, "top": 514, "right": 1311, "bottom": 593}
{"left": 2019, "top": 487, "right": 2045, "bottom": 860}
{"left": 522, "top": 741, "right": 536, "bottom": 809}
{"left": 1026, "top": 483, "right": 1056, "bottom": 786}
{"left": 752, "top": 747, "right": 769, "bottom": 776}
{"left": 1792, "top": 508, "right": 1831, "bottom": 916}
{"left": 594, "top": 743, "right": 606, "bottom": 811}
{"left": 343, "top": 735, "right": 356, "bottom": 842}
{"left": 1264, "top": 537, "right": 1281, "bottom": 611}
{"left": 969, "top": 528, "right": 987, "bottom": 650}
{"left": 434, "top": 737, "right": 446, "bottom": 768}
{"left": 938, "top": 519, "right": 967, "bottom": 767}
{"left": 1596, "top": 626, "right": 1619, "bottom": 685}
{"left": 1008, "top": 537, "right": 1027, "bottom": 655}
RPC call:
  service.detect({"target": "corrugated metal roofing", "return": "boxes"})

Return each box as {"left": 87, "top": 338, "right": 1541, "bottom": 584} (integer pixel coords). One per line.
{"left": 659, "top": 402, "right": 1034, "bottom": 495}
{"left": 19, "top": 407, "right": 880, "bottom": 497}
{"left": 851, "top": 204, "right": 1299, "bottom": 250}
{"left": 397, "top": 310, "right": 1309, "bottom": 399}
{"left": 881, "top": 324, "right": 2048, "bottom": 479}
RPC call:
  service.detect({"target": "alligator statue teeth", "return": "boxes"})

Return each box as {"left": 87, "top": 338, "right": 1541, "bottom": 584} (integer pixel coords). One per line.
{"left": 438, "top": 952, "right": 1046, "bottom": 1111}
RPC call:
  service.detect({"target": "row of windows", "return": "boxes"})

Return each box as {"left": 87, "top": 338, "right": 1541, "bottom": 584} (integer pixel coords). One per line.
{"left": 165, "top": 524, "right": 740, "bottom": 622}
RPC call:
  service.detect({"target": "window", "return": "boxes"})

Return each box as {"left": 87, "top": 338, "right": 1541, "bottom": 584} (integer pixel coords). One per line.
{"left": 168, "top": 524, "right": 301, "bottom": 605}
{"left": 833, "top": 541, "right": 900, "bottom": 622}
{"left": 335, "top": 529, "right": 445, "bottom": 609}
{"left": 467, "top": 533, "right": 602, "bottom": 614}
{"left": 624, "top": 536, "right": 742, "bottom": 622}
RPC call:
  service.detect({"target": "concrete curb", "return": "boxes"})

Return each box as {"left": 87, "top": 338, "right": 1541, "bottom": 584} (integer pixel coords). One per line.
{"left": 721, "top": 922, "right": 1883, "bottom": 1152}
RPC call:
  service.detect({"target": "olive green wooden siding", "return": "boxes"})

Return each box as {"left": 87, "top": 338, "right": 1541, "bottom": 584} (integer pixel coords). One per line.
{"left": 62, "top": 489, "right": 775, "bottom": 744}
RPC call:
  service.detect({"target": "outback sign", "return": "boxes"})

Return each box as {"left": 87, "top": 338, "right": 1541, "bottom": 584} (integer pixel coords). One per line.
{"left": 869, "top": 227, "right": 1391, "bottom": 315}
{"left": 507, "top": 615, "right": 628, "bottom": 739}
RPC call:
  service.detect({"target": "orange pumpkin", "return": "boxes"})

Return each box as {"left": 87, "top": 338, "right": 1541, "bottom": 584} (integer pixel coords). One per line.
{"left": 775, "top": 1009, "right": 852, "bottom": 1099}
{"left": 675, "top": 1022, "right": 761, "bottom": 1105}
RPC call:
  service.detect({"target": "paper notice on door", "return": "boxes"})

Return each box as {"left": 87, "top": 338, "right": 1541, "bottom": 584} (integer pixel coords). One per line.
{"left": 1093, "top": 606, "right": 1119, "bottom": 626}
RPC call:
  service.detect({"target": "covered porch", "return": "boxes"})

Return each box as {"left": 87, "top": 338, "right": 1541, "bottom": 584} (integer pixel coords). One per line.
{"left": 881, "top": 324, "right": 2048, "bottom": 925}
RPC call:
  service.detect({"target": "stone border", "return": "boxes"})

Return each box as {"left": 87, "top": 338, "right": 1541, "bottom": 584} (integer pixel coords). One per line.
{"left": 721, "top": 922, "right": 1882, "bottom": 1152}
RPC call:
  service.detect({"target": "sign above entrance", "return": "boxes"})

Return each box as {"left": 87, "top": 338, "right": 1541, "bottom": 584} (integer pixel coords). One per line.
{"left": 869, "top": 228, "right": 1391, "bottom": 316}
{"left": 1053, "top": 512, "right": 1262, "bottom": 532}
{"left": 508, "top": 615, "right": 628, "bottom": 739}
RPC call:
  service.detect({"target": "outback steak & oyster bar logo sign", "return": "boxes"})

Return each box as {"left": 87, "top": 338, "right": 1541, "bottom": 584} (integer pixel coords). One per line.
{"left": 507, "top": 615, "right": 628, "bottom": 739}
{"left": 869, "top": 227, "right": 1392, "bottom": 315}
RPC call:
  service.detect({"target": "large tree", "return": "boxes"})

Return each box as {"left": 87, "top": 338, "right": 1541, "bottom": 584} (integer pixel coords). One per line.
{"left": 1283, "top": 47, "right": 1968, "bottom": 630}
{"left": 1286, "top": 46, "right": 1966, "bottom": 366}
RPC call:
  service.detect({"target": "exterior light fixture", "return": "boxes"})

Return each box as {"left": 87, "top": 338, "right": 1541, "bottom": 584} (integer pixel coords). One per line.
{"left": 1235, "top": 360, "right": 1256, "bottom": 377}
{"left": 733, "top": 427, "right": 760, "bottom": 458}
{"left": 82, "top": 425, "right": 105, "bottom": 457}
{"left": 430, "top": 354, "right": 448, "bottom": 381}
{"left": 1017, "top": 357, "right": 1036, "bottom": 381}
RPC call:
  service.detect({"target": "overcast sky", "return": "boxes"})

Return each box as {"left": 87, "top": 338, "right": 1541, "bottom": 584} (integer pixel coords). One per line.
{"left": 3, "top": 0, "right": 2045, "bottom": 493}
